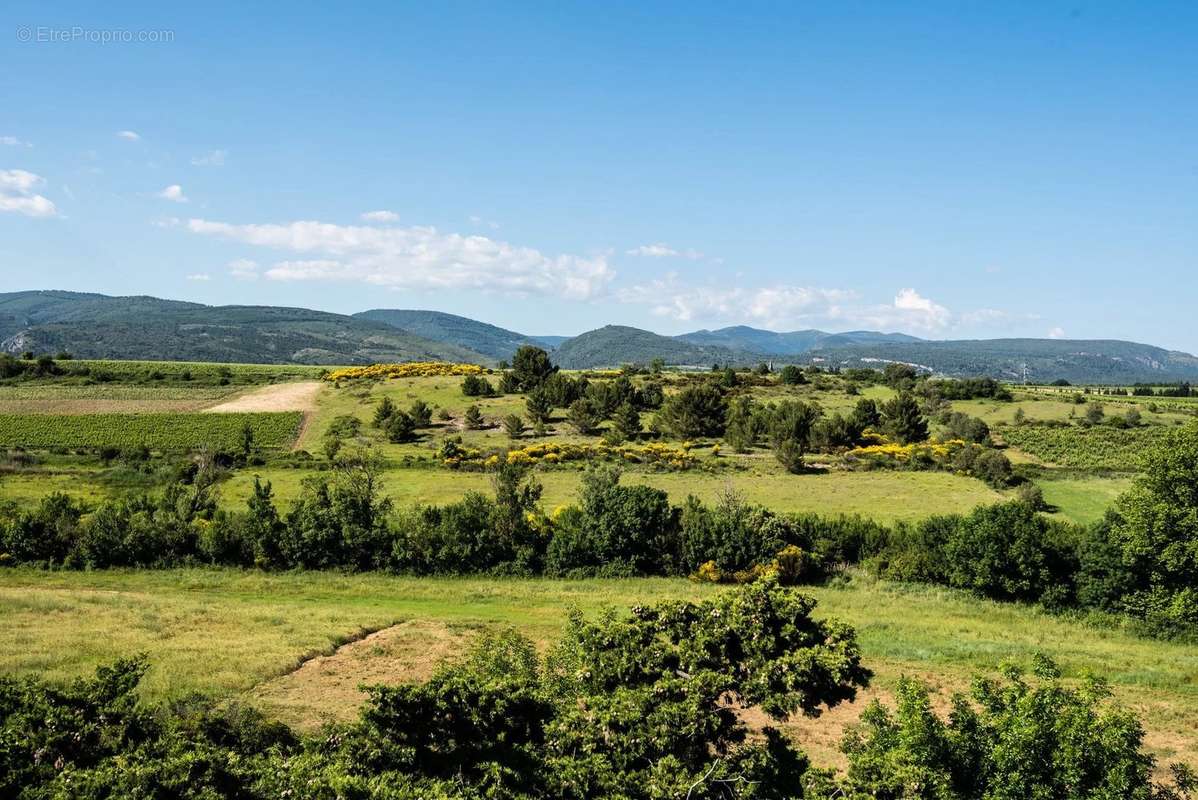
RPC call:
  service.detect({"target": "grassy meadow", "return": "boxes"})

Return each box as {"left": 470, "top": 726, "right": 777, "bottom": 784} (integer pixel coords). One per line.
{"left": 2, "top": 567, "right": 1196, "bottom": 770}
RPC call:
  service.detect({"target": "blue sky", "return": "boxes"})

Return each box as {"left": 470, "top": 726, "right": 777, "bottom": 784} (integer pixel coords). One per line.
{"left": 2, "top": 2, "right": 1196, "bottom": 348}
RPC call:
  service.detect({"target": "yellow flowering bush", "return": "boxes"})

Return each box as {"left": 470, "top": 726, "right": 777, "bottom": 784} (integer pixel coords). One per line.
{"left": 844, "top": 438, "right": 970, "bottom": 473}
{"left": 325, "top": 362, "right": 487, "bottom": 381}
{"left": 443, "top": 439, "right": 700, "bottom": 471}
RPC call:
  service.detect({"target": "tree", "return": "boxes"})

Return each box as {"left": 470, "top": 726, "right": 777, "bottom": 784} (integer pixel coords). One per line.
{"left": 779, "top": 364, "right": 807, "bottom": 385}
{"left": 658, "top": 383, "right": 728, "bottom": 438}
{"left": 723, "top": 396, "right": 761, "bottom": 453}
{"left": 461, "top": 374, "right": 494, "bottom": 397}
{"left": 880, "top": 392, "right": 928, "bottom": 443}
{"left": 372, "top": 396, "right": 396, "bottom": 427}
{"left": 525, "top": 387, "right": 553, "bottom": 424}
{"left": 408, "top": 399, "right": 432, "bottom": 427}
{"left": 610, "top": 401, "right": 641, "bottom": 441}
{"left": 882, "top": 362, "right": 919, "bottom": 389}
{"left": 769, "top": 400, "right": 821, "bottom": 473}
{"left": 566, "top": 398, "right": 602, "bottom": 435}
{"left": 239, "top": 421, "right": 255, "bottom": 460}
{"left": 1084, "top": 401, "right": 1106, "bottom": 426}
{"left": 502, "top": 413, "right": 526, "bottom": 440}
{"left": 511, "top": 345, "right": 556, "bottom": 390}
{"left": 851, "top": 397, "right": 881, "bottom": 430}
{"left": 1109, "top": 422, "right": 1198, "bottom": 633}
{"left": 823, "top": 657, "right": 1187, "bottom": 800}
{"left": 463, "top": 404, "right": 485, "bottom": 429}
{"left": 385, "top": 410, "right": 417, "bottom": 442}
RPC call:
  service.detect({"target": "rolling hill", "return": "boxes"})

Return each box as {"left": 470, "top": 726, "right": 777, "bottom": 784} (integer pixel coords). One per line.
{"left": 551, "top": 325, "right": 747, "bottom": 369}
{"left": 808, "top": 338, "right": 1198, "bottom": 384}
{"left": 677, "top": 326, "right": 922, "bottom": 355}
{"left": 0, "top": 291, "right": 488, "bottom": 365}
{"left": 4, "top": 290, "right": 1197, "bottom": 382}
{"left": 354, "top": 309, "right": 544, "bottom": 362}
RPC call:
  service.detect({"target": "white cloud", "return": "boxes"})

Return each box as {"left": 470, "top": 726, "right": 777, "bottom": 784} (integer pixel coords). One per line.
{"left": 626, "top": 243, "right": 704, "bottom": 259}
{"left": 618, "top": 276, "right": 854, "bottom": 328}
{"left": 185, "top": 218, "right": 614, "bottom": 300}
{"left": 1, "top": 136, "right": 31, "bottom": 147}
{"left": 186, "top": 273, "right": 211, "bottom": 281}
{"left": 116, "top": 130, "right": 141, "bottom": 141}
{"left": 191, "top": 149, "right": 227, "bottom": 167}
{"left": 889, "top": 288, "right": 952, "bottom": 330}
{"left": 227, "top": 258, "right": 260, "bottom": 280}
{"left": 360, "top": 210, "right": 399, "bottom": 223}
{"left": 469, "top": 214, "right": 500, "bottom": 230}
{"left": 0, "top": 169, "right": 58, "bottom": 217}
{"left": 618, "top": 280, "right": 961, "bottom": 333}
{"left": 1047, "top": 326, "right": 1066, "bottom": 339}
{"left": 157, "top": 184, "right": 188, "bottom": 202}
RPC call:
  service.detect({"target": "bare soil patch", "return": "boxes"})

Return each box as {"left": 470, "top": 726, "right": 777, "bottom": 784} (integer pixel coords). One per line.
{"left": 203, "top": 381, "right": 323, "bottom": 413}
{"left": 249, "top": 620, "right": 478, "bottom": 729}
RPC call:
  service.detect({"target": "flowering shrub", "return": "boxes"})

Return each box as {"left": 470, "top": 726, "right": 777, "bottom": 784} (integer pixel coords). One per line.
{"left": 845, "top": 438, "right": 967, "bottom": 464}
{"left": 324, "top": 362, "right": 487, "bottom": 381}
{"left": 442, "top": 439, "right": 700, "bottom": 470}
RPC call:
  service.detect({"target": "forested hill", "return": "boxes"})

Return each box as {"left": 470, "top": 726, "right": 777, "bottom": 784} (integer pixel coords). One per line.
{"left": 808, "top": 338, "right": 1198, "bottom": 384}
{"left": 353, "top": 309, "right": 544, "bottom": 362}
{"left": 4, "top": 290, "right": 1197, "bottom": 382}
{"left": 551, "top": 325, "right": 747, "bottom": 369}
{"left": 0, "top": 291, "right": 488, "bottom": 365}
{"left": 676, "top": 326, "right": 921, "bottom": 355}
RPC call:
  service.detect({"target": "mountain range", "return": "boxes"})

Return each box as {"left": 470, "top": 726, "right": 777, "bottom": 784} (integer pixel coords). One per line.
{"left": 3, "top": 290, "right": 1197, "bottom": 384}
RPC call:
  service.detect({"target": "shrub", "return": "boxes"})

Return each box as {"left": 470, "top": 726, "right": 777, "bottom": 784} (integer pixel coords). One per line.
{"left": 545, "top": 466, "right": 679, "bottom": 576}
{"left": 779, "top": 364, "right": 807, "bottom": 385}
{"left": 942, "top": 501, "right": 1078, "bottom": 606}
{"left": 502, "top": 413, "right": 526, "bottom": 440}
{"left": 821, "top": 657, "right": 1189, "bottom": 800}
{"left": 464, "top": 404, "right": 485, "bottom": 429}
{"left": 461, "top": 374, "right": 495, "bottom": 397}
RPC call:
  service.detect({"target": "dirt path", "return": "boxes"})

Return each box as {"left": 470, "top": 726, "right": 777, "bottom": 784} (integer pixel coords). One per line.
{"left": 203, "top": 381, "right": 323, "bottom": 413}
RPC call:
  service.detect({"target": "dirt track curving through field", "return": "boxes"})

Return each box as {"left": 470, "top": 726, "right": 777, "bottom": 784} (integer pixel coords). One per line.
{"left": 203, "top": 381, "right": 323, "bottom": 413}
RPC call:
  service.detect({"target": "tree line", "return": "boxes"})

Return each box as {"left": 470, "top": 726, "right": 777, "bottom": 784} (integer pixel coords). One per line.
{"left": 5, "top": 422, "right": 1198, "bottom": 637}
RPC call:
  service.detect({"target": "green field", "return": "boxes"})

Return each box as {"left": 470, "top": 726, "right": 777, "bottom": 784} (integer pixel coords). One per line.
{"left": 0, "top": 411, "right": 303, "bottom": 451}
{"left": 0, "top": 383, "right": 245, "bottom": 414}
{"left": 1000, "top": 423, "right": 1172, "bottom": 471}
{"left": 2, "top": 568, "right": 1195, "bottom": 769}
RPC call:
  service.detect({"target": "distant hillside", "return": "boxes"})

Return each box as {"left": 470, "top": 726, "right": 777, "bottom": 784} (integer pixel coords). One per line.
{"left": 811, "top": 338, "right": 1198, "bottom": 383}
{"left": 552, "top": 325, "right": 748, "bottom": 369}
{"left": 677, "top": 325, "right": 921, "bottom": 355}
{"left": 0, "top": 291, "right": 488, "bottom": 365}
{"left": 4, "top": 290, "right": 1197, "bottom": 382}
{"left": 354, "top": 308, "right": 543, "bottom": 362}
